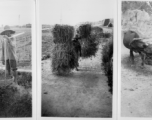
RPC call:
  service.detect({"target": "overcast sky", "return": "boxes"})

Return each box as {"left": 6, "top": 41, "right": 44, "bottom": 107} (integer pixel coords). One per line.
{"left": 40, "top": 0, "right": 114, "bottom": 25}
{"left": 0, "top": 0, "right": 33, "bottom": 27}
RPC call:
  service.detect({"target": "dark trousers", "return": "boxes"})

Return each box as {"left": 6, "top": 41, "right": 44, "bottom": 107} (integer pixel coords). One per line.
{"left": 6, "top": 59, "right": 17, "bottom": 72}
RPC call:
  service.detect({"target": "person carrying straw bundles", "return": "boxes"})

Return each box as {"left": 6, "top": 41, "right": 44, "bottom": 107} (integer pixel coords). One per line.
{"left": 72, "top": 33, "right": 82, "bottom": 71}
{"left": 1, "top": 25, "right": 18, "bottom": 84}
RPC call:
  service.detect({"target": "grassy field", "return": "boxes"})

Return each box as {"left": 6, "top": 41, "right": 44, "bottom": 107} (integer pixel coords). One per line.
{"left": 42, "top": 32, "right": 53, "bottom": 56}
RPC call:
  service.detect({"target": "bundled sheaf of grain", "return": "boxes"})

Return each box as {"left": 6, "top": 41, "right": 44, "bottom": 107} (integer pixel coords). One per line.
{"left": 52, "top": 43, "right": 77, "bottom": 74}
{"left": 80, "top": 35, "right": 98, "bottom": 58}
{"left": 78, "top": 23, "right": 92, "bottom": 38}
{"left": 77, "top": 23, "right": 99, "bottom": 58}
{"left": 51, "top": 24, "right": 77, "bottom": 75}
{"left": 52, "top": 24, "right": 74, "bottom": 43}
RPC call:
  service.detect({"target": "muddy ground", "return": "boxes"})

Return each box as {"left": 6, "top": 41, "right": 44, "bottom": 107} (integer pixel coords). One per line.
{"left": 42, "top": 42, "right": 112, "bottom": 117}
{"left": 121, "top": 35, "right": 152, "bottom": 117}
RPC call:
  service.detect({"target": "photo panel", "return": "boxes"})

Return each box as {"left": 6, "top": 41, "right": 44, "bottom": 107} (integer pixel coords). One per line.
{"left": 0, "top": 0, "right": 36, "bottom": 119}
{"left": 38, "top": 0, "right": 117, "bottom": 119}
{"left": 118, "top": 0, "right": 152, "bottom": 119}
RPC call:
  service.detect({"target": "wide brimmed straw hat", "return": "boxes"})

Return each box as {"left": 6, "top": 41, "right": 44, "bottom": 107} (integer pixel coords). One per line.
{"left": 0, "top": 25, "right": 15, "bottom": 35}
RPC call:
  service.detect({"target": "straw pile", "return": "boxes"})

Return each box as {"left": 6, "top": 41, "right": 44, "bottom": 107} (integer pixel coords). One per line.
{"left": 78, "top": 23, "right": 98, "bottom": 58}
{"left": 52, "top": 24, "right": 76, "bottom": 75}
{"left": 52, "top": 24, "right": 74, "bottom": 43}
{"left": 52, "top": 43, "right": 77, "bottom": 74}
{"left": 78, "top": 23, "right": 91, "bottom": 38}
{"left": 80, "top": 35, "right": 98, "bottom": 58}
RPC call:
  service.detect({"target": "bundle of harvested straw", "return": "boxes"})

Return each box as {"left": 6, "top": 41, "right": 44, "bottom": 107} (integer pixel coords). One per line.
{"left": 77, "top": 23, "right": 99, "bottom": 58}
{"left": 80, "top": 35, "right": 98, "bottom": 58}
{"left": 78, "top": 23, "right": 91, "bottom": 38}
{"left": 51, "top": 24, "right": 77, "bottom": 75}
{"left": 52, "top": 43, "right": 77, "bottom": 74}
{"left": 52, "top": 24, "right": 74, "bottom": 43}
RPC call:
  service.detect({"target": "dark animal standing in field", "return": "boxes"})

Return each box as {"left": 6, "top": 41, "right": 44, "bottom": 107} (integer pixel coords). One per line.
{"left": 130, "top": 39, "right": 148, "bottom": 66}
{"left": 123, "top": 30, "right": 149, "bottom": 66}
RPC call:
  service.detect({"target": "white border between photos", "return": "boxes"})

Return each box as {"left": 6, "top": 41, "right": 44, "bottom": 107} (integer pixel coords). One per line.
{"left": 0, "top": 0, "right": 36, "bottom": 120}
{"left": 36, "top": 0, "right": 41, "bottom": 119}
{"left": 33, "top": 0, "right": 37, "bottom": 119}
{"left": 37, "top": 0, "right": 118, "bottom": 120}
{"left": 118, "top": 0, "right": 152, "bottom": 120}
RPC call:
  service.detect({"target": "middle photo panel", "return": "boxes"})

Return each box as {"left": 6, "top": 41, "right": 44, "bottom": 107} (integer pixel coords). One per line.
{"left": 40, "top": 0, "right": 115, "bottom": 118}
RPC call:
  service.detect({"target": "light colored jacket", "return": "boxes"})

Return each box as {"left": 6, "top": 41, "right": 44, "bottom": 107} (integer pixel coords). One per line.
{"left": 1, "top": 36, "right": 16, "bottom": 61}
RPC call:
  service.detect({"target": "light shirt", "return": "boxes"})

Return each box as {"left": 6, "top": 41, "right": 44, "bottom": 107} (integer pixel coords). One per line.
{"left": 1, "top": 36, "right": 16, "bottom": 61}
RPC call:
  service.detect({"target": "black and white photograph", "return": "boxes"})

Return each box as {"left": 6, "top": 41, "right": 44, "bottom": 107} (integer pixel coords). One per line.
{"left": 121, "top": 1, "right": 152, "bottom": 117}
{"left": 40, "top": 0, "right": 114, "bottom": 117}
{"left": 0, "top": 0, "right": 33, "bottom": 117}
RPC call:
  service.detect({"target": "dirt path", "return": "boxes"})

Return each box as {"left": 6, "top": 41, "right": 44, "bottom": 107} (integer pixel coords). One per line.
{"left": 42, "top": 44, "right": 112, "bottom": 117}
{"left": 121, "top": 34, "right": 152, "bottom": 117}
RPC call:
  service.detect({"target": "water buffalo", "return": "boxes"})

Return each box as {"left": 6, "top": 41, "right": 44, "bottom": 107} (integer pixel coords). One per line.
{"left": 123, "top": 30, "right": 148, "bottom": 66}
{"left": 130, "top": 39, "right": 148, "bottom": 66}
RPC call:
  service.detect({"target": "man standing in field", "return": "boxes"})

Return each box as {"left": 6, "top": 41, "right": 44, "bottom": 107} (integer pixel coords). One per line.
{"left": 72, "top": 34, "right": 82, "bottom": 71}
{"left": 1, "top": 25, "right": 18, "bottom": 83}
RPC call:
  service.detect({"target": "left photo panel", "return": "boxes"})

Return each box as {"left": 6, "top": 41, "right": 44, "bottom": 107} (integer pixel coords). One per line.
{"left": 0, "top": 0, "right": 34, "bottom": 117}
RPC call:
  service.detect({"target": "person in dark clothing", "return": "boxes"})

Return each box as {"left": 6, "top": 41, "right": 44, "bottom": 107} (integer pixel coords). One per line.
{"left": 72, "top": 34, "right": 82, "bottom": 71}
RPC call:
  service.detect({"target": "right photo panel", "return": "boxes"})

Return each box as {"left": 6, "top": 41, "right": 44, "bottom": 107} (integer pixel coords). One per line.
{"left": 121, "top": 1, "right": 152, "bottom": 117}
